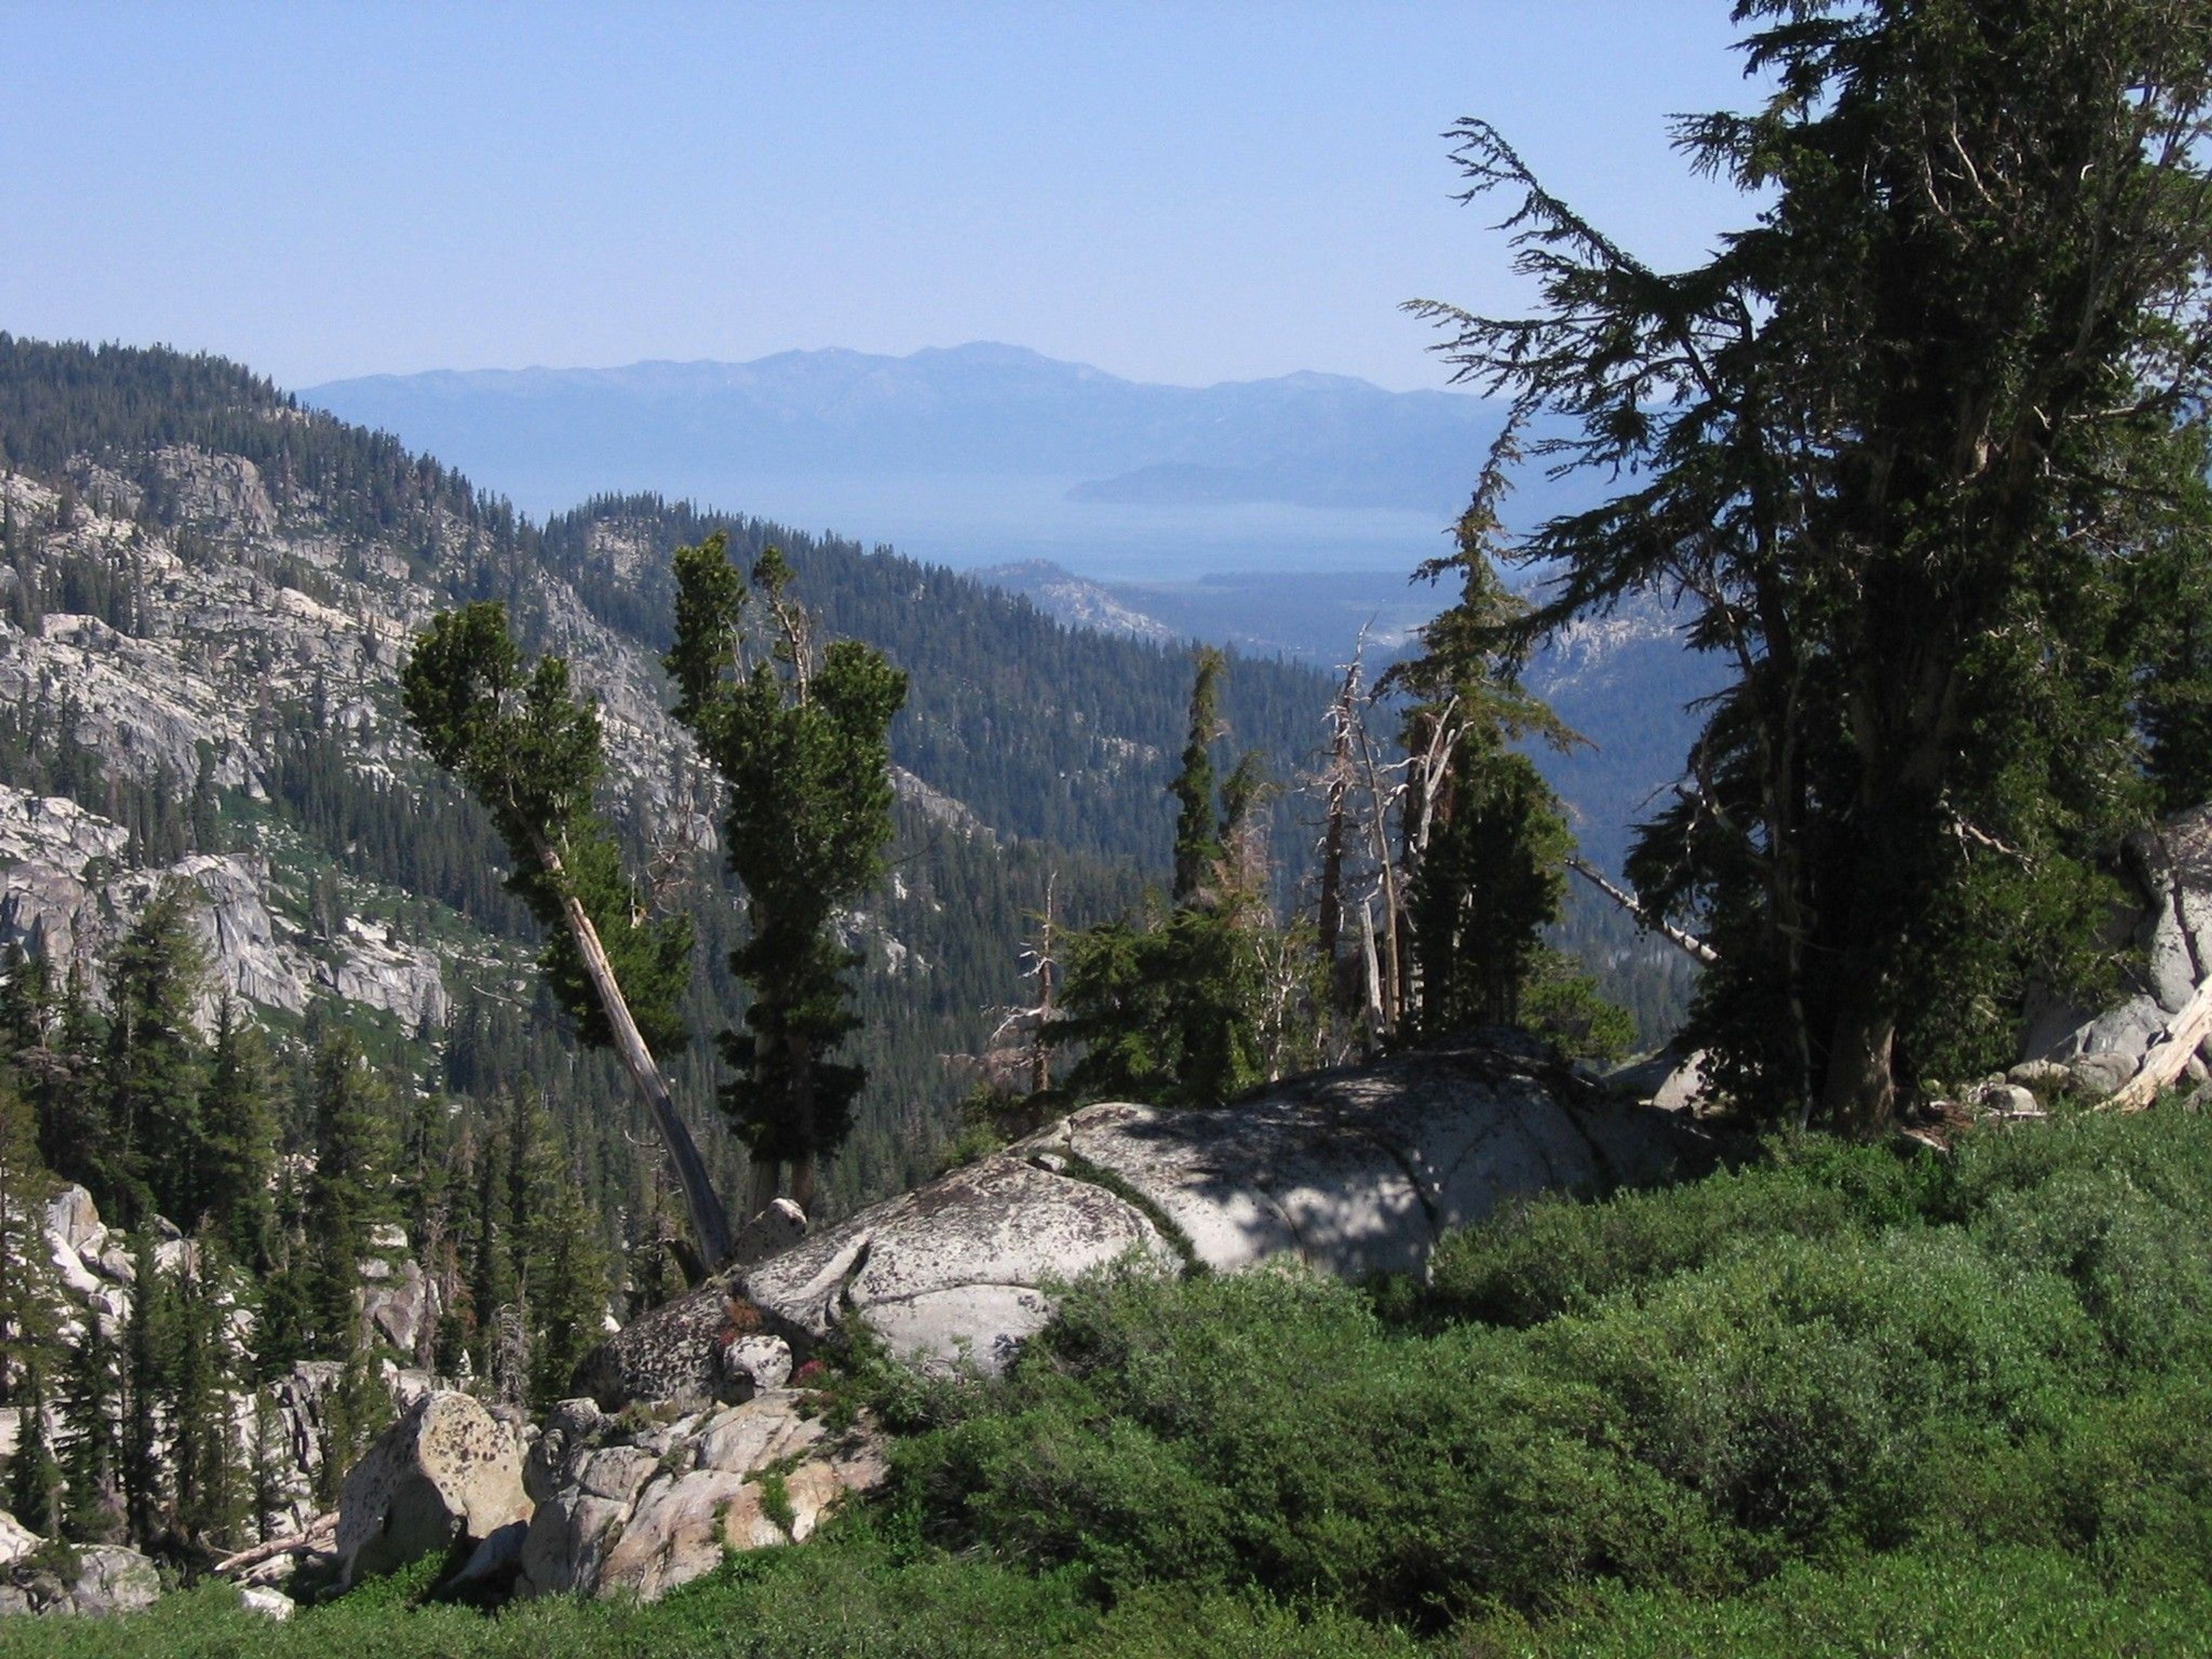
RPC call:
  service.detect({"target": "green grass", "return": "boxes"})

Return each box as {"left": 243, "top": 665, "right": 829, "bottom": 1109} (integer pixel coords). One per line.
{"left": 20, "top": 1104, "right": 2212, "bottom": 1656}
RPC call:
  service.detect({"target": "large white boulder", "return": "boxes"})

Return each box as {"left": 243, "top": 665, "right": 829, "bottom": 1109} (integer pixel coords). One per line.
{"left": 744, "top": 1152, "right": 1177, "bottom": 1373}
{"left": 336, "top": 1391, "right": 531, "bottom": 1586}
{"left": 735, "top": 1038, "right": 1702, "bottom": 1376}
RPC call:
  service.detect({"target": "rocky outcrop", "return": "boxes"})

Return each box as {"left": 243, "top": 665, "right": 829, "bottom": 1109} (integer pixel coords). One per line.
{"left": 591, "top": 1040, "right": 1707, "bottom": 1395}
{"left": 336, "top": 1391, "right": 531, "bottom": 1587}
{"left": 746, "top": 1152, "right": 1178, "bottom": 1373}
{"left": 0, "top": 786, "right": 446, "bottom": 1031}
{"left": 515, "top": 1390, "right": 885, "bottom": 1601}
{"left": 2022, "top": 805, "right": 2212, "bottom": 1095}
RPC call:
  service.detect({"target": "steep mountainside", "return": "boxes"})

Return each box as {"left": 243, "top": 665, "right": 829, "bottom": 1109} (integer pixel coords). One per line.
{"left": 0, "top": 336, "right": 1347, "bottom": 1233}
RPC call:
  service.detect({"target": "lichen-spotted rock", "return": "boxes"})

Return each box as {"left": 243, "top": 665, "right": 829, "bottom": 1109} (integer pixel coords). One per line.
{"left": 516, "top": 1391, "right": 885, "bottom": 1601}
{"left": 743, "top": 1152, "right": 1177, "bottom": 1374}
{"left": 336, "top": 1391, "right": 531, "bottom": 1586}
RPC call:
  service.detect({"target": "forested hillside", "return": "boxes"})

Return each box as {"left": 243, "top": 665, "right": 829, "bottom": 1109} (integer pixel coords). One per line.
{"left": 0, "top": 335, "right": 1321, "bottom": 1236}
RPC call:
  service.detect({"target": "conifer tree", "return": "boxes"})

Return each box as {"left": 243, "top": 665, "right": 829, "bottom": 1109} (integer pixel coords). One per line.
{"left": 9, "top": 1363, "right": 61, "bottom": 1538}
{"left": 248, "top": 1388, "right": 287, "bottom": 1545}
{"left": 301, "top": 1028, "right": 392, "bottom": 1358}
{"left": 1053, "top": 654, "right": 1288, "bottom": 1107}
{"left": 250, "top": 1169, "right": 313, "bottom": 1382}
{"left": 195, "top": 1000, "right": 273, "bottom": 1263}
{"left": 467, "top": 1120, "right": 513, "bottom": 1387}
{"left": 402, "top": 602, "right": 732, "bottom": 1264}
{"left": 1418, "top": 0, "right": 2212, "bottom": 1123}
{"left": 119, "top": 1228, "right": 169, "bottom": 1548}
{"left": 510, "top": 1099, "right": 608, "bottom": 1410}
{"left": 1377, "top": 456, "right": 1615, "bottom": 1046}
{"left": 36, "top": 963, "right": 103, "bottom": 1194}
{"left": 58, "top": 1313, "right": 120, "bottom": 1543}
{"left": 315, "top": 1353, "right": 390, "bottom": 1510}
{"left": 171, "top": 1241, "right": 245, "bottom": 1552}
{"left": 0, "top": 1082, "right": 56, "bottom": 1404}
{"left": 101, "top": 886, "right": 207, "bottom": 1225}
{"left": 0, "top": 944, "right": 51, "bottom": 1078}
{"left": 666, "top": 534, "right": 909, "bottom": 1211}
{"left": 1170, "top": 649, "right": 1228, "bottom": 905}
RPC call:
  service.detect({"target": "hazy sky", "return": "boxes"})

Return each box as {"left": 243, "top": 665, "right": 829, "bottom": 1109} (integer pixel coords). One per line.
{"left": 1, "top": 3, "right": 1760, "bottom": 393}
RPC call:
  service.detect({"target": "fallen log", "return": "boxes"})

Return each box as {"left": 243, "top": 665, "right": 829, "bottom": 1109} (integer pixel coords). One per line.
{"left": 2108, "top": 976, "right": 2212, "bottom": 1112}
{"left": 214, "top": 1512, "right": 337, "bottom": 1579}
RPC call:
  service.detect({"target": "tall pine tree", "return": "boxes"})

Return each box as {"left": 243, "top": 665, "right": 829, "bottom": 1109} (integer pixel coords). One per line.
{"left": 666, "top": 535, "right": 908, "bottom": 1212}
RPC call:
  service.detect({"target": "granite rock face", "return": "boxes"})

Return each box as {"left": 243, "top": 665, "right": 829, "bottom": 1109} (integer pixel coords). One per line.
{"left": 0, "top": 453, "right": 706, "bottom": 1039}
{"left": 0, "top": 788, "right": 446, "bottom": 1032}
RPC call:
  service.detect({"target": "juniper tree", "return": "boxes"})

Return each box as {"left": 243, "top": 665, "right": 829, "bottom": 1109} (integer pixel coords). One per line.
{"left": 1415, "top": 0, "right": 2212, "bottom": 1126}
{"left": 666, "top": 535, "right": 908, "bottom": 1213}
{"left": 402, "top": 602, "right": 733, "bottom": 1264}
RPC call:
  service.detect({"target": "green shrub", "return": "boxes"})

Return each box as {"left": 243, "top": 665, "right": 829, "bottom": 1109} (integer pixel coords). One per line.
{"left": 1412, "top": 1134, "right": 1946, "bottom": 1328}
{"left": 891, "top": 1108, "right": 2212, "bottom": 1627}
{"left": 22, "top": 1108, "right": 2212, "bottom": 1657}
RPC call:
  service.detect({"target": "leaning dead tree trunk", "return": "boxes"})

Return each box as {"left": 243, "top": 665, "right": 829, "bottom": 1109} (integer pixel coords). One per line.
{"left": 1567, "top": 857, "right": 1719, "bottom": 968}
{"left": 536, "top": 838, "right": 736, "bottom": 1267}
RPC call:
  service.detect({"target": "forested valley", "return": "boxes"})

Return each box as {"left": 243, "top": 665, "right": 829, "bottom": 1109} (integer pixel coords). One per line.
{"left": 9, "top": 3, "right": 2212, "bottom": 1654}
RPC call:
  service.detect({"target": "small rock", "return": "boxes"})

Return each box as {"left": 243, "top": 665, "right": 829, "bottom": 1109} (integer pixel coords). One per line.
{"left": 239, "top": 1585, "right": 294, "bottom": 1621}
{"left": 2069, "top": 1052, "right": 2136, "bottom": 1099}
{"left": 2007, "top": 1059, "right": 2073, "bottom": 1092}
{"left": 1971, "top": 1082, "right": 2044, "bottom": 1120}
{"left": 717, "top": 1334, "right": 793, "bottom": 1400}
{"left": 0, "top": 1510, "right": 37, "bottom": 1567}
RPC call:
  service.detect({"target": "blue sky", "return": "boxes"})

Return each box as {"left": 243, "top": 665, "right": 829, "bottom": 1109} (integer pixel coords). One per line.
{"left": 1, "top": 3, "right": 1757, "bottom": 393}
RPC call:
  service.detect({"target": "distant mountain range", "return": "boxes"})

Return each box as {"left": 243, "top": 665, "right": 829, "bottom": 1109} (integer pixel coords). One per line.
{"left": 302, "top": 345, "right": 1501, "bottom": 582}
{"left": 306, "top": 343, "right": 1496, "bottom": 512}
